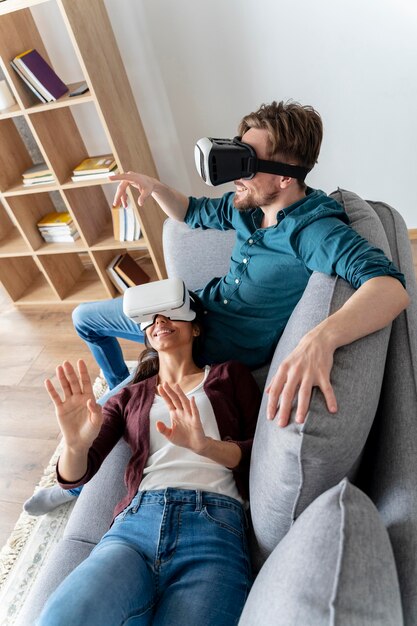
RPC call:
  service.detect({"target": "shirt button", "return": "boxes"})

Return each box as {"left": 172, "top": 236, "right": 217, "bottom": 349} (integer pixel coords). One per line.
{"left": 223, "top": 299, "right": 228, "bottom": 305}
{"left": 235, "top": 278, "right": 240, "bottom": 284}
{"left": 243, "top": 258, "right": 248, "bottom": 264}
{"left": 204, "top": 310, "right": 208, "bottom": 315}
{"left": 248, "top": 238, "right": 254, "bottom": 244}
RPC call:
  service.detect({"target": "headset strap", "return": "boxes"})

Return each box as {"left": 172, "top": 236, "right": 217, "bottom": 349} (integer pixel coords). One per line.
{"left": 256, "top": 159, "right": 310, "bottom": 180}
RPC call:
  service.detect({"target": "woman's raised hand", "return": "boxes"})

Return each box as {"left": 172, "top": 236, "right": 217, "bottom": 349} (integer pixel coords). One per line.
{"left": 44, "top": 360, "right": 103, "bottom": 451}
{"left": 156, "top": 382, "right": 209, "bottom": 455}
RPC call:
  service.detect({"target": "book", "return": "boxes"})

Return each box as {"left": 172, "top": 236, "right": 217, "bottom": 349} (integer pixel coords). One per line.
{"left": 73, "top": 155, "right": 117, "bottom": 176}
{"left": 106, "top": 254, "right": 129, "bottom": 294}
{"left": 23, "top": 176, "right": 55, "bottom": 186}
{"left": 37, "top": 211, "right": 73, "bottom": 228}
{"left": 70, "top": 167, "right": 118, "bottom": 183}
{"left": 22, "top": 162, "right": 55, "bottom": 186}
{"left": 111, "top": 205, "right": 125, "bottom": 241}
{"left": 37, "top": 210, "right": 79, "bottom": 243}
{"left": 113, "top": 252, "right": 150, "bottom": 288}
{"left": 14, "top": 56, "right": 53, "bottom": 102}
{"left": 110, "top": 203, "right": 141, "bottom": 242}
{"left": 40, "top": 232, "right": 80, "bottom": 243}
{"left": 38, "top": 223, "right": 77, "bottom": 234}
{"left": 13, "top": 49, "right": 68, "bottom": 101}
{"left": 23, "top": 163, "right": 51, "bottom": 179}
{"left": 10, "top": 59, "right": 47, "bottom": 103}
{"left": 124, "top": 204, "right": 136, "bottom": 242}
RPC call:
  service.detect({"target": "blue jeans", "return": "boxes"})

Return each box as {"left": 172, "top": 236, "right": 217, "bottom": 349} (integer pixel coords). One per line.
{"left": 38, "top": 489, "right": 252, "bottom": 626}
{"left": 72, "top": 297, "right": 144, "bottom": 389}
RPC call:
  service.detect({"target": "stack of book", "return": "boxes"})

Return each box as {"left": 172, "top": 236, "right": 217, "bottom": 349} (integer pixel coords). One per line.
{"left": 37, "top": 211, "right": 80, "bottom": 243}
{"left": 106, "top": 252, "right": 150, "bottom": 294}
{"left": 111, "top": 202, "right": 141, "bottom": 242}
{"left": 71, "top": 154, "right": 118, "bottom": 182}
{"left": 22, "top": 162, "right": 55, "bottom": 187}
{"left": 11, "top": 49, "right": 68, "bottom": 103}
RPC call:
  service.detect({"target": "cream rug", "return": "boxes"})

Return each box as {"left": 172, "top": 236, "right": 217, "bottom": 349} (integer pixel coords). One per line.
{"left": 0, "top": 371, "right": 112, "bottom": 625}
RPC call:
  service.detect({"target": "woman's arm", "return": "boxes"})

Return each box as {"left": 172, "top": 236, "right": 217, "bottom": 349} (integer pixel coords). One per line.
{"left": 45, "top": 360, "right": 103, "bottom": 482}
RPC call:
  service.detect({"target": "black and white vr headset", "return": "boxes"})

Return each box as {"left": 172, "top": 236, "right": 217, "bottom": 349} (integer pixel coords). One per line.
{"left": 123, "top": 277, "right": 200, "bottom": 331}
{"left": 194, "top": 136, "right": 310, "bottom": 186}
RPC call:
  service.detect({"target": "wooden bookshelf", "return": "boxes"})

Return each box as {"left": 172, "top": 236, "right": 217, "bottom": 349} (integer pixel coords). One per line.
{"left": 0, "top": 0, "right": 166, "bottom": 306}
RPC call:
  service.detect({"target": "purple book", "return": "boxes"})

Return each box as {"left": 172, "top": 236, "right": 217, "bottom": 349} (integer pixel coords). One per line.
{"left": 18, "top": 49, "right": 68, "bottom": 100}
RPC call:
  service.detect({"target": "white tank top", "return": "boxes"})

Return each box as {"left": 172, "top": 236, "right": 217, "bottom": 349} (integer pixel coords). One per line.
{"left": 139, "top": 366, "right": 243, "bottom": 503}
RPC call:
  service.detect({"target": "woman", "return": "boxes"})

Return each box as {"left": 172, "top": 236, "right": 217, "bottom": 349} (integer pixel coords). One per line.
{"left": 38, "top": 295, "right": 261, "bottom": 626}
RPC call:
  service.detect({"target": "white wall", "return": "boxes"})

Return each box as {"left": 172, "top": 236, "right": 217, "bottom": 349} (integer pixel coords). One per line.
{"left": 33, "top": 0, "right": 417, "bottom": 227}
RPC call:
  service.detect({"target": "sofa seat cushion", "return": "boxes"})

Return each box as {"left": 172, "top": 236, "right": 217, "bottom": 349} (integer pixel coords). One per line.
{"left": 240, "top": 480, "right": 403, "bottom": 626}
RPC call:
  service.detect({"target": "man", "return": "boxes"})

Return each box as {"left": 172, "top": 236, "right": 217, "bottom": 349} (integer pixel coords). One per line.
{"left": 74, "top": 101, "right": 409, "bottom": 427}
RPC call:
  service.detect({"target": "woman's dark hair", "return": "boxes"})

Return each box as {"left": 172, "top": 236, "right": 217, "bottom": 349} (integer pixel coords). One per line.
{"left": 130, "top": 290, "right": 205, "bottom": 385}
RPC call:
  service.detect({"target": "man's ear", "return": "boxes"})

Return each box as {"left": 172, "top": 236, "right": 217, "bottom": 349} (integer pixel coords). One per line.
{"left": 279, "top": 176, "right": 296, "bottom": 189}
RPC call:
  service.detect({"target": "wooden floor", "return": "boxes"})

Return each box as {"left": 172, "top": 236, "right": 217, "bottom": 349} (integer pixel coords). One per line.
{"left": 0, "top": 291, "right": 142, "bottom": 548}
{"left": 0, "top": 240, "right": 416, "bottom": 548}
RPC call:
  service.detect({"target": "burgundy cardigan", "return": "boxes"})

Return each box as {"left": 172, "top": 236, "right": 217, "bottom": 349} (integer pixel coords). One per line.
{"left": 58, "top": 360, "right": 261, "bottom": 518}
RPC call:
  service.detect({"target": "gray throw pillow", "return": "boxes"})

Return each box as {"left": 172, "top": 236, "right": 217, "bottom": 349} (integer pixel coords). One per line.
{"left": 249, "top": 189, "right": 394, "bottom": 564}
{"left": 240, "top": 480, "right": 403, "bottom": 626}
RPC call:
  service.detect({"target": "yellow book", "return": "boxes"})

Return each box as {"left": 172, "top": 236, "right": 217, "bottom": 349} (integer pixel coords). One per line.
{"left": 37, "top": 212, "right": 73, "bottom": 227}
{"left": 73, "top": 155, "right": 116, "bottom": 176}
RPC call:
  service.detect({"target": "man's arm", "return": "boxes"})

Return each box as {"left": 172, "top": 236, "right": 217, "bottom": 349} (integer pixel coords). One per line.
{"left": 110, "top": 172, "right": 189, "bottom": 221}
{"left": 266, "top": 276, "right": 410, "bottom": 425}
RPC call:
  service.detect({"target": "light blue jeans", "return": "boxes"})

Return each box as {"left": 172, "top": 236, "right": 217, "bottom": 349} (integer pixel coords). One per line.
{"left": 38, "top": 489, "right": 252, "bottom": 626}
{"left": 72, "top": 297, "right": 144, "bottom": 389}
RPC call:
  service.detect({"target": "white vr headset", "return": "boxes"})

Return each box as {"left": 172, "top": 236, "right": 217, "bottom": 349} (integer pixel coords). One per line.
{"left": 194, "top": 136, "right": 310, "bottom": 186}
{"left": 123, "top": 277, "right": 198, "bottom": 331}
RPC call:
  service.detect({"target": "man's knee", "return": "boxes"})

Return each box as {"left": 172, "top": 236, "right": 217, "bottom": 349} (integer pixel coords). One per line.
{"left": 72, "top": 302, "right": 90, "bottom": 333}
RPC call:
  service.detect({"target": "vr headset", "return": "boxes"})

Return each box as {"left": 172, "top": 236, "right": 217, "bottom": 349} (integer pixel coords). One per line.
{"left": 194, "top": 136, "right": 310, "bottom": 186}
{"left": 123, "top": 277, "right": 200, "bottom": 331}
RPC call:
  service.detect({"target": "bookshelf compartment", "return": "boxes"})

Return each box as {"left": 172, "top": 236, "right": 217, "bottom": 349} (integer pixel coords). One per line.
{"left": 0, "top": 118, "right": 34, "bottom": 192}
{"left": 91, "top": 249, "right": 158, "bottom": 298}
{"left": 5, "top": 191, "right": 85, "bottom": 252}
{"left": 0, "top": 7, "right": 53, "bottom": 110}
{"left": 29, "top": 101, "right": 114, "bottom": 186}
{"left": 0, "top": 201, "right": 30, "bottom": 256}
{"left": 37, "top": 251, "right": 108, "bottom": 302}
{"left": 62, "top": 184, "right": 113, "bottom": 248}
{"left": 0, "top": 254, "right": 56, "bottom": 303}
{"left": 28, "top": 107, "right": 87, "bottom": 184}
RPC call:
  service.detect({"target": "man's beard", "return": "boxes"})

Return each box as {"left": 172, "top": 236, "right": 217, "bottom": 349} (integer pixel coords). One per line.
{"left": 233, "top": 187, "right": 281, "bottom": 211}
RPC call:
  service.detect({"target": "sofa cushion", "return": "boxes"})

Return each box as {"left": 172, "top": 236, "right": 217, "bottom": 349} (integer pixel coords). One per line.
{"left": 163, "top": 219, "right": 235, "bottom": 292}
{"left": 249, "top": 189, "right": 394, "bottom": 565}
{"left": 240, "top": 480, "right": 403, "bottom": 626}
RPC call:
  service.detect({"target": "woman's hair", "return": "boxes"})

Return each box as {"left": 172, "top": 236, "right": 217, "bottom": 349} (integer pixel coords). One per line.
{"left": 130, "top": 291, "right": 205, "bottom": 385}
{"left": 237, "top": 100, "right": 323, "bottom": 187}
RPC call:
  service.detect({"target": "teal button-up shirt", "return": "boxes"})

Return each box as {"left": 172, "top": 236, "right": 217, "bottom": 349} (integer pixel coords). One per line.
{"left": 184, "top": 188, "right": 405, "bottom": 369}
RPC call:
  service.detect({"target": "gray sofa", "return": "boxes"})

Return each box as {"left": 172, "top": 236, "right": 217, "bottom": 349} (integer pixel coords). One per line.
{"left": 18, "top": 189, "right": 417, "bottom": 625}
